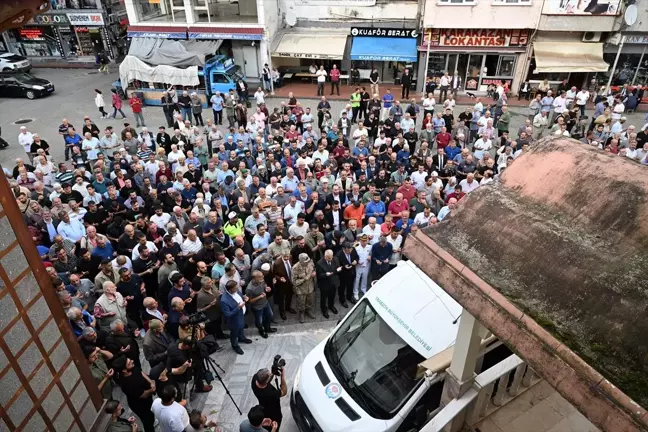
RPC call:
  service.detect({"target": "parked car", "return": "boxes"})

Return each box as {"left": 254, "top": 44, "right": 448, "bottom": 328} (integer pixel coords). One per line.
{"left": 0, "top": 53, "right": 31, "bottom": 72}
{"left": 0, "top": 73, "right": 54, "bottom": 99}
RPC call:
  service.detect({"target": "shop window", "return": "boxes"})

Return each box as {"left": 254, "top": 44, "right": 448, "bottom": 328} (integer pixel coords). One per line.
{"left": 438, "top": 0, "right": 477, "bottom": 4}
{"left": 602, "top": 53, "right": 643, "bottom": 86}
{"left": 134, "top": 0, "right": 186, "bottom": 23}
{"left": 426, "top": 53, "right": 447, "bottom": 77}
{"left": 193, "top": 0, "right": 258, "bottom": 23}
{"left": 8, "top": 28, "right": 62, "bottom": 57}
{"left": 498, "top": 56, "right": 515, "bottom": 76}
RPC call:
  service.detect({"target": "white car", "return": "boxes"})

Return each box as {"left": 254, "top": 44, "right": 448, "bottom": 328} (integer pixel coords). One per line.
{"left": 0, "top": 53, "right": 31, "bottom": 72}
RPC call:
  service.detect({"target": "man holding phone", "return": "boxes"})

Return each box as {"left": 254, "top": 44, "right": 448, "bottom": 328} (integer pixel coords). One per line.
{"left": 166, "top": 336, "right": 213, "bottom": 398}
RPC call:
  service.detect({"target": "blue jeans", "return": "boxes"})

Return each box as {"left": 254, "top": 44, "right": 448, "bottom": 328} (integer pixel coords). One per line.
{"left": 181, "top": 107, "right": 192, "bottom": 122}
{"left": 252, "top": 303, "right": 274, "bottom": 330}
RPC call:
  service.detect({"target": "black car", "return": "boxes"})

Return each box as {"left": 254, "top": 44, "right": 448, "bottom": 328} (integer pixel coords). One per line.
{"left": 0, "top": 73, "right": 55, "bottom": 99}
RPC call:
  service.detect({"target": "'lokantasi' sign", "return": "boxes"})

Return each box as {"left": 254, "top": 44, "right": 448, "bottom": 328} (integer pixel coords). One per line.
{"left": 424, "top": 29, "right": 530, "bottom": 47}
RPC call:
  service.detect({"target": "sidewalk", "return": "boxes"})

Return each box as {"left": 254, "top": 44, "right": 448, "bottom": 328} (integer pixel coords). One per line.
{"left": 267, "top": 81, "right": 648, "bottom": 112}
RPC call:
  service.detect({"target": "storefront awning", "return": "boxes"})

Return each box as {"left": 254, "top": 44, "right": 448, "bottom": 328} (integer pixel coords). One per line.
{"left": 351, "top": 37, "right": 418, "bottom": 62}
{"left": 533, "top": 42, "right": 609, "bottom": 73}
{"left": 273, "top": 33, "right": 347, "bottom": 60}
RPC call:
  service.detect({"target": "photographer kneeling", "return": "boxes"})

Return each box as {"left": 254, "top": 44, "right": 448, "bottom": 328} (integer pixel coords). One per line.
{"left": 251, "top": 361, "right": 287, "bottom": 430}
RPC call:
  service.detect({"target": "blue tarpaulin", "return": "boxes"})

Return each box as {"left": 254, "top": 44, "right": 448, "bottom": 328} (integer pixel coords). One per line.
{"left": 350, "top": 37, "right": 418, "bottom": 62}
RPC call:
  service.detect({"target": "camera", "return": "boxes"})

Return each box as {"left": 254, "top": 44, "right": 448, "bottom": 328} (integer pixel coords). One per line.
{"left": 187, "top": 311, "right": 208, "bottom": 325}
{"left": 272, "top": 355, "right": 286, "bottom": 376}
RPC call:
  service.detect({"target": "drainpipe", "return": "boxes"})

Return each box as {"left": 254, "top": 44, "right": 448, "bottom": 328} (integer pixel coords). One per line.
{"left": 631, "top": 45, "right": 646, "bottom": 86}
{"left": 606, "top": 36, "right": 624, "bottom": 93}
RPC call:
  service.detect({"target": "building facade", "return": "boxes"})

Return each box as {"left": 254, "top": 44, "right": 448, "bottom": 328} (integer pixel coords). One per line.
{"left": 604, "top": 3, "right": 648, "bottom": 87}
{"left": 420, "top": 0, "right": 543, "bottom": 94}
{"left": 123, "top": 0, "right": 267, "bottom": 79}
{"left": 269, "top": 0, "right": 420, "bottom": 87}
{"left": 1, "top": 0, "right": 127, "bottom": 65}
{"left": 527, "top": 0, "right": 622, "bottom": 92}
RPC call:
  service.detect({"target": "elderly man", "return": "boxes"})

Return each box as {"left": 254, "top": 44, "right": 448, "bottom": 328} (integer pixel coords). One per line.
{"left": 67, "top": 306, "right": 96, "bottom": 338}
{"left": 292, "top": 253, "right": 316, "bottom": 322}
{"left": 196, "top": 276, "right": 228, "bottom": 340}
{"left": 57, "top": 210, "right": 86, "bottom": 243}
{"left": 94, "top": 281, "right": 129, "bottom": 332}
{"left": 105, "top": 318, "right": 141, "bottom": 368}
{"left": 143, "top": 318, "right": 172, "bottom": 368}
{"left": 316, "top": 250, "right": 341, "bottom": 319}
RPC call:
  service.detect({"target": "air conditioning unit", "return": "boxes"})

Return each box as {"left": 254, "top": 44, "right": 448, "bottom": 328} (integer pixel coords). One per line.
{"left": 583, "top": 32, "right": 602, "bottom": 42}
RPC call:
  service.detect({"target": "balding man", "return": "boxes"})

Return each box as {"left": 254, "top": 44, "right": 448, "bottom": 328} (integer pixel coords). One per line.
{"left": 459, "top": 173, "right": 480, "bottom": 193}
{"left": 142, "top": 319, "right": 172, "bottom": 368}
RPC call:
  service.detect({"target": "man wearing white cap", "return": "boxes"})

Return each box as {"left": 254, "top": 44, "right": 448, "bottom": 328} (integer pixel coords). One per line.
{"left": 18, "top": 126, "right": 34, "bottom": 161}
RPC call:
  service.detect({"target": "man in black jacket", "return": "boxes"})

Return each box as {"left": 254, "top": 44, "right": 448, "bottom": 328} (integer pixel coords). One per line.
{"left": 316, "top": 250, "right": 341, "bottom": 318}
{"left": 401, "top": 68, "right": 411, "bottom": 99}
{"left": 335, "top": 242, "right": 359, "bottom": 307}
{"left": 161, "top": 92, "right": 176, "bottom": 127}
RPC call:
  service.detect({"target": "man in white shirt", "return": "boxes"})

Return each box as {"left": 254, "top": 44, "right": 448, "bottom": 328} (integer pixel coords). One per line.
{"left": 150, "top": 206, "right": 172, "bottom": 228}
{"left": 439, "top": 72, "right": 450, "bottom": 102}
{"left": 353, "top": 234, "right": 372, "bottom": 300}
{"left": 181, "top": 229, "right": 203, "bottom": 257}
{"left": 352, "top": 122, "right": 368, "bottom": 146}
{"left": 316, "top": 65, "right": 327, "bottom": 96}
{"left": 612, "top": 100, "right": 625, "bottom": 121}
{"left": 283, "top": 196, "right": 305, "bottom": 226}
{"left": 410, "top": 165, "right": 428, "bottom": 190}
{"left": 565, "top": 86, "right": 577, "bottom": 108}
{"left": 312, "top": 142, "right": 329, "bottom": 164}
{"left": 152, "top": 382, "right": 190, "bottom": 432}
{"left": 552, "top": 91, "right": 568, "bottom": 123}
{"left": 575, "top": 88, "right": 590, "bottom": 117}
{"left": 362, "top": 217, "right": 381, "bottom": 245}
{"left": 18, "top": 126, "right": 34, "bottom": 160}
{"left": 57, "top": 212, "right": 86, "bottom": 242}
{"left": 459, "top": 173, "right": 480, "bottom": 193}
{"left": 400, "top": 113, "right": 415, "bottom": 132}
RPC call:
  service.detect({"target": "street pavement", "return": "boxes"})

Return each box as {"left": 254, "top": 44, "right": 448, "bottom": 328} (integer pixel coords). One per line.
{"left": 2, "top": 68, "right": 648, "bottom": 169}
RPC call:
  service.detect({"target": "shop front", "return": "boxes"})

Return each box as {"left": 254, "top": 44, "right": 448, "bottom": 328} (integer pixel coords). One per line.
{"left": 349, "top": 27, "right": 418, "bottom": 85}
{"left": 524, "top": 33, "right": 609, "bottom": 91}
{"left": 2, "top": 10, "right": 111, "bottom": 63}
{"left": 604, "top": 34, "right": 648, "bottom": 87}
{"left": 419, "top": 28, "right": 531, "bottom": 93}
{"left": 272, "top": 31, "right": 348, "bottom": 71}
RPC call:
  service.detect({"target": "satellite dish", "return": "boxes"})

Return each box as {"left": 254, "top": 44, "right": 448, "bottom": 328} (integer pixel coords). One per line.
{"left": 624, "top": 4, "right": 638, "bottom": 26}
{"left": 285, "top": 10, "right": 297, "bottom": 27}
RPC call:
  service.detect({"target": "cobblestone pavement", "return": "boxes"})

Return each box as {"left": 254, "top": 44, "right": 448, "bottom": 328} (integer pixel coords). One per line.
{"left": 2, "top": 68, "right": 647, "bottom": 168}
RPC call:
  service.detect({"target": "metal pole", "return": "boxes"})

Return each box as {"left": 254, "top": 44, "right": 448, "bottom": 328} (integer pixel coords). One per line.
{"left": 632, "top": 45, "right": 647, "bottom": 86}
{"left": 424, "top": 29, "right": 431, "bottom": 95}
{"left": 606, "top": 37, "right": 624, "bottom": 94}
{"left": 266, "top": 38, "right": 275, "bottom": 95}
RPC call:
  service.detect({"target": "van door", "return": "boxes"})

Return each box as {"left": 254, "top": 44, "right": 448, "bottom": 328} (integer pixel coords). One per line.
{"left": 210, "top": 71, "right": 233, "bottom": 95}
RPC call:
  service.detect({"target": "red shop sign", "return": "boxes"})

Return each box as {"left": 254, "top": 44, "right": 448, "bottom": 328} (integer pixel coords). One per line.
{"left": 425, "top": 29, "right": 530, "bottom": 47}
{"left": 19, "top": 28, "right": 44, "bottom": 39}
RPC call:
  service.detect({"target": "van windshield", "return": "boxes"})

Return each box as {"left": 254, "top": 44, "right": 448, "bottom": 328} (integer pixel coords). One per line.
{"left": 324, "top": 299, "right": 425, "bottom": 419}
{"left": 228, "top": 65, "right": 244, "bottom": 82}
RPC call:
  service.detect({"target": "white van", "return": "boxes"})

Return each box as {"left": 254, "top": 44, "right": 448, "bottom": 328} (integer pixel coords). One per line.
{"left": 290, "top": 260, "right": 466, "bottom": 432}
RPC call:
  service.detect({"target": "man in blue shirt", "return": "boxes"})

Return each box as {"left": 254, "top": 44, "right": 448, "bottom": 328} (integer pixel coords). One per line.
{"left": 382, "top": 89, "right": 394, "bottom": 121}
{"left": 210, "top": 91, "right": 224, "bottom": 125}
{"left": 370, "top": 235, "right": 393, "bottom": 281}
{"left": 364, "top": 193, "right": 386, "bottom": 224}
{"left": 540, "top": 90, "right": 554, "bottom": 113}
{"left": 64, "top": 128, "right": 83, "bottom": 162}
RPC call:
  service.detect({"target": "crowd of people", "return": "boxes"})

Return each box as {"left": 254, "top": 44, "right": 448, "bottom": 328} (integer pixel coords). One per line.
{"left": 4, "top": 71, "right": 648, "bottom": 431}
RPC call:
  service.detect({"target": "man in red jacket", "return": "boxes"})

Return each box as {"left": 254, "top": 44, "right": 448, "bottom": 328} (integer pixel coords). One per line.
{"left": 330, "top": 64, "right": 341, "bottom": 96}
{"left": 129, "top": 94, "right": 146, "bottom": 128}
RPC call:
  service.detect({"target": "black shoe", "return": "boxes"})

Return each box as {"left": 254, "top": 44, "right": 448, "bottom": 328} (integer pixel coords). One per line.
{"left": 349, "top": 298, "right": 358, "bottom": 304}
{"left": 266, "top": 327, "right": 277, "bottom": 333}
{"left": 259, "top": 331, "right": 268, "bottom": 339}
{"left": 240, "top": 338, "right": 253, "bottom": 344}
{"left": 280, "top": 312, "right": 287, "bottom": 320}
{"left": 341, "top": 302, "right": 349, "bottom": 308}
{"left": 286, "top": 308, "right": 297, "bottom": 314}
{"left": 233, "top": 346, "right": 244, "bottom": 355}
{"left": 216, "top": 333, "right": 229, "bottom": 340}
{"left": 330, "top": 306, "right": 338, "bottom": 315}
{"left": 271, "top": 318, "right": 278, "bottom": 324}
{"left": 322, "top": 310, "right": 330, "bottom": 319}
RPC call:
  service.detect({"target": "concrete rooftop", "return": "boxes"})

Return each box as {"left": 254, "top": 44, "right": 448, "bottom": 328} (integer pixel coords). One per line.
{"left": 412, "top": 137, "right": 648, "bottom": 430}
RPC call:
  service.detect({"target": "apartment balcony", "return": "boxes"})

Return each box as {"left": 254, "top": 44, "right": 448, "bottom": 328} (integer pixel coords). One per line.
{"left": 421, "top": 353, "right": 600, "bottom": 432}
{"left": 132, "top": 0, "right": 258, "bottom": 24}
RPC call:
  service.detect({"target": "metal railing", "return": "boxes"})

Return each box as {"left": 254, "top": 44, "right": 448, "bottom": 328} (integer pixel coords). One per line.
{"left": 421, "top": 354, "right": 540, "bottom": 432}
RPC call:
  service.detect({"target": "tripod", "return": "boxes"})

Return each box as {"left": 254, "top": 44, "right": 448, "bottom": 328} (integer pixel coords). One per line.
{"left": 182, "top": 320, "right": 242, "bottom": 415}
